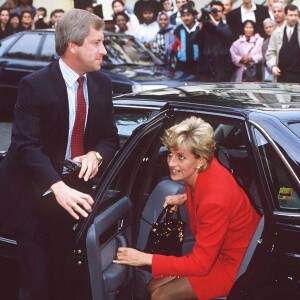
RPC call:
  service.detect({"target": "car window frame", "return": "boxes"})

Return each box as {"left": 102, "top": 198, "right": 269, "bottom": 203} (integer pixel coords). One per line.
{"left": 250, "top": 120, "right": 300, "bottom": 216}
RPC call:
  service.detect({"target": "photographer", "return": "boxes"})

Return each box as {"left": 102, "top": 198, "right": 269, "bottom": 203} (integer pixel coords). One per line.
{"left": 31, "top": 7, "right": 49, "bottom": 30}
{"left": 195, "top": 1, "right": 234, "bottom": 82}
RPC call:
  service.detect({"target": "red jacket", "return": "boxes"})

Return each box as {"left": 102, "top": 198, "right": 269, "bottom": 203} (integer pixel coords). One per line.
{"left": 152, "top": 158, "right": 261, "bottom": 299}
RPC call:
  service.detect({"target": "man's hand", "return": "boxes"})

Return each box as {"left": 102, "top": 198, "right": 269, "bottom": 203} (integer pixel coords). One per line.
{"left": 113, "top": 247, "right": 153, "bottom": 266}
{"left": 73, "top": 151, "right": 100, "bottom": 181}
{"left": 272, "top": 66, "right": 281, "bottom": 76}
{"left": 209, "top": 13, "right": 220, "bottom": 26}
{"left": 51, "top": 181, "right": 94, "bottom": 219}
{"left": 163, "top": 193, "right": 187, "bottom": 211}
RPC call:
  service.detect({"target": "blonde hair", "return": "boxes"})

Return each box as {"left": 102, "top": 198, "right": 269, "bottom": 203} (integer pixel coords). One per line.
{"left": 162, "top": 116, "right": 215, "bottom": 171}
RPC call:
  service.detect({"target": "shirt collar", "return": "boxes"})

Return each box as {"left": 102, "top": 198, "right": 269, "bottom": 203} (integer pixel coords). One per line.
{"left": 182, "top": 21, "right": 199, "bottom": 34}
{"left": 59, "top": 58, "right": 87, "bottom": 88}
{"left": 241, "top": 3, "right": 256, "bottom": 14}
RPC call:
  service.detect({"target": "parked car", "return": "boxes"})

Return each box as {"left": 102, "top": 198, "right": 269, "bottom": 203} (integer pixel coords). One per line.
{"left": 0, "top": 29, "right": 197, "bottom": 121}
{"left": 1, "top": 83, "right": 300, "bottom": 300}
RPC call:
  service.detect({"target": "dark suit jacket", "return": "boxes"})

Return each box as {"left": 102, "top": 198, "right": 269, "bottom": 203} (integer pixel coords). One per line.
{"left": 227, "top": 4, "right": 270, "bottom": 41}
{"left": 0, "top": 61, "right": 119, "bottom": 231}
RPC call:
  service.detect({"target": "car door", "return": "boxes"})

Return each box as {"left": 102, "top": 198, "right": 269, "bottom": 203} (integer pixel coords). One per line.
{"left": 228, "top": 119, "right": 300, "bottom": 299}
{"left": 71, "top": 112, "right": 166, "bottom": 300}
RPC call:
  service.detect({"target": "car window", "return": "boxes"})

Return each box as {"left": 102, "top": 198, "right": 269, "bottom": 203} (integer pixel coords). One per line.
{"left": 40, "top": 34, "right": 56, "bottom": 61}
{"left": 5, "top": 34, "right": 41, "bottom": 60}
{"left": 0, "top": 35, "right": 17, "bottom": 56}
{"left": 114, "top": 108, "right": 152, "bottom": 146}
{"left": 103, "top": 35, "right": 154, "bottom": 65}
{"left": 288, "top": 122, "right": 300, "bottom": 139}
{"left": 254, "top": 128, "right": 300, "bottom": 210}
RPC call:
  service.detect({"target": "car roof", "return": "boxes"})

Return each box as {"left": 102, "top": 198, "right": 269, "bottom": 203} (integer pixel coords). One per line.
{"left": 114, "top": 82, "right": 300, "bottom": 112}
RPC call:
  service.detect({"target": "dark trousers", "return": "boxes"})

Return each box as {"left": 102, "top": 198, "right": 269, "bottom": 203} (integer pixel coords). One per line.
{"left": 15, "top": 211, "right": 76, "bottom": 300}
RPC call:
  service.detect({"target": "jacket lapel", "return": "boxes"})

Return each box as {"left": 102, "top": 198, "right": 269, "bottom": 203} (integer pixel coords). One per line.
{"left": 49, "top": 61, "right": 69, "bottom": 156}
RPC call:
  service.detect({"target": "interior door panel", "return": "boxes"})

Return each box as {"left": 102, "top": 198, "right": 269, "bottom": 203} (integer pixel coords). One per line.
{"left": 86, "top": 196, "right": 133, "bottom": 300}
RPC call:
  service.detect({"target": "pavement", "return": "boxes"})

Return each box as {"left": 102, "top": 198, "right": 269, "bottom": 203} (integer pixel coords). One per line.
{"left": 0, "top": 122, "right": 12, "bottom": 151}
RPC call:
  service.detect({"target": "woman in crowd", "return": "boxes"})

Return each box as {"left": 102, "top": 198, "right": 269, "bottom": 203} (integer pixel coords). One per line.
{"left": 262, "top": 18, "right": 276, "bottom": 82}
{"left": 160, "top": 0, "right": 174, "bottom": 17}
{"left": 114, "top": 116, "right": 261, "bottom": 300}
{"left": 230, "top": 20, "right": 264, "bottom": 82}
{"left": 112, "top": 0, "right": 139, "bottom": 35}
{"left": 9, "top": 12, "right": 20, "bottom": 33}
{"left": 113, "top": 11, "right": 131, "bottom": 34}
{"left": 0, "top": 8, "right": 12, "bottom": 40}
{"left": 152, "top": 11, "right": 174, "bottom": 64}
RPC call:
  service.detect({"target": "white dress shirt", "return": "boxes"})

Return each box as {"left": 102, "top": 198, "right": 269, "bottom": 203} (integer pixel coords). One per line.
{"left": 241, "top": 3, "right": 257, "bottom": 23}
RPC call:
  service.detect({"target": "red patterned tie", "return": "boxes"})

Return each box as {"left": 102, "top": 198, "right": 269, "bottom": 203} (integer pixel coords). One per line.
{"left": 71, "top": 76, "right": 86, "bottom": 159}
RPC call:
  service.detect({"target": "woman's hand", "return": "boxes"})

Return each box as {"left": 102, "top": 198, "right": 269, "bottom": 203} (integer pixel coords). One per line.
{"left": 164, "top": 193, "right": 187, "bottom": 211}
{"left": 113, "top": 247, "right": 153, "bottom": 266}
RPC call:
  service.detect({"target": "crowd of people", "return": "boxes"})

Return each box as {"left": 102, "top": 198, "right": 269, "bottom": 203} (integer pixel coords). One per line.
{"left": 1, "top": 0, "right": 300, "bottom": 83}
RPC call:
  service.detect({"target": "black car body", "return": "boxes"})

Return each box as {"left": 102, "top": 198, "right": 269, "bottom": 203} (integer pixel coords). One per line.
{"left": 0, "top": 29, "right": 196, "bottom": 120}
{"left": 1, "top": 83, "right": 300, "bottom": 299}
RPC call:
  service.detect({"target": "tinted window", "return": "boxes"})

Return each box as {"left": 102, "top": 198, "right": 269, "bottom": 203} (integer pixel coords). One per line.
{"left": 0, "top": 35, "right": 17, "bottom": 56}
{"left": 288, "top": 122, "right": 300, "bottom": 139}
{"left": 40, "top": 34, "right": 56, "bottom": 61}
{"left": 104, "top": 35, "right": 154, "bottom": 65}
{"left": 254, "top": 129, "right": 300, "bottom": 210}
{"left": 5, "top": 34, "right": 41, "bottom": 60}
{"left": 115, "top": 109, "right": 151, "bottom": 146}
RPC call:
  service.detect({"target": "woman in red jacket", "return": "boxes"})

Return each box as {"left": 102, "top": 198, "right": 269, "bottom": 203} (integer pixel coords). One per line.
{"left": 114, "top": 116, "right": 261, "bottom": 299}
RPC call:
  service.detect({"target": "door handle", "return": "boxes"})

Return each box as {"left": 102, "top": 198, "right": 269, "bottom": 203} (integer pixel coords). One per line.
{"left": 116, "top": 234, "right": 127, "bottom": 247}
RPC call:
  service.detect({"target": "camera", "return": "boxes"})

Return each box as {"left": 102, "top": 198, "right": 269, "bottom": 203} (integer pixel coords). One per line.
{"left": 200, "top": 7, "right": 218, "bottom": 22}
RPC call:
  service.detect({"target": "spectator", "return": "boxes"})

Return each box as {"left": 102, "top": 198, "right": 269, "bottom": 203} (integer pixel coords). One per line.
{"left": 12, "top": 0, "right": 35, "bottom": 17}
{"left": 266, "top": 0, "right": 278, "bottom": 19}
{"left": 19, "top": 10, "right": 32, "bottom": 31}
{"left": 91, "top": 0, "right": 103, "bottom": 18}
{"left": 0, "top": 0, "right": 17, "bottom": 13}
{"left": 227, "top": 0, "right": 270, "bottom": 40}
{"left": 160, "top": 0, "right": 174, "bottom": 16}
{"left": 136, "top": 5, "right": 160, "bottom": 49}
{"left": 171, "top": 3, "right": 199, "bottom": 75}
{"left": 134, "top": 0, "right": 161, "bottom": 24}
{"left": 112, "top": 0, "right": 139, "bottom": 35}
{"left": 9, "top": 12, "right": 20, "bottom": 33}
{"left": 31, "top": 7, "right": 49, "bottom": 30}
{"left": 152, "top": 11, "right": 174, "bottom": 64}
{"left": 49, "top": 9, "right": 64, "bottom": 29}
{"left": 105, "top": 19, "right": 117, "bottom": 32}
{"left": 262, "top": 18, "right": 276, "bottom": 81}
{"left": 0, "top": 8, "right": 12, "bottom": 39}
{"left": 273, "top": 2, "right": 286, "bottom": 28}
{"left": 113, "top": 11, "right": 131, "bottom": 33}
{"left": 170, "top": 0, "right": 188, "bottom": 26}
{"left": 221, "top": 0, "right": 232, "bottom": 21}
{"left": 196, "top": 1, "right": 233, "bottom": 82}
{"left": 230, "top": 20, "right": 263, "bottom": 82}
{"left": 266, "top": 4, "right": 300, "bottom": 82}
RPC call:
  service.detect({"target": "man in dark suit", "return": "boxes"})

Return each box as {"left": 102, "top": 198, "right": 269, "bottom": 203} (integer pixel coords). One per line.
{"left": 0, "top": 9, "right": 118, "bottom": 300}
{"left": 226, "top": 0, "right": 270, "bottom": 40}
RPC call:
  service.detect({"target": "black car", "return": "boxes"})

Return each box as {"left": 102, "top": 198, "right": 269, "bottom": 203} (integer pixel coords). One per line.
{"left": 1, "top": 83, "right": 300, "bottom": 300}
{"left": 0, "top": 29, "right": 196, "bottom": 121}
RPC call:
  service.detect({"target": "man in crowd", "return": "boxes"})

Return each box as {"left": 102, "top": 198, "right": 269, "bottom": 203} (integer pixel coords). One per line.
{"left": 171, "top": 3, "right": 199, "bottom": 75}
{"left": 19, "top": 9, "right": 32, "bottom": 30}
{"left": 196, "top": 0, "right": 233, "bottom": 81}
{"left": 0, "top": 8, "right": 118, "bottom": 300}
{"left": 221, "top": 0, "right": 232, "bottom": 21}
{"left": 273, "top": 2, "right": 286, "bottom": 28}
{"left": 266, "top": 4, "right": 300, "bottom": 83}
{"left": 49, "top": 8, "right": 64, "bottom": 28}
{"left": 12, "top": 0, "right": 35, "bottom": 16}
{"left": 170, "top": 0, "right": 188, "bottom": 26}
{"left": 226, "top": 0, "right": 270, "bottom": 40}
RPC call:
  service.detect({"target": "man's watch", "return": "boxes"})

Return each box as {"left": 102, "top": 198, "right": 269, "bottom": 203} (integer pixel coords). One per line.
{"left": 92, "top": 151, "right": 102, "bottom": 162}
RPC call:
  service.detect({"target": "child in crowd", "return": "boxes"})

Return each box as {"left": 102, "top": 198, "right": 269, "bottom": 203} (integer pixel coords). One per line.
{"left": 136, "top": 5, "right": 159, "bottom": 49}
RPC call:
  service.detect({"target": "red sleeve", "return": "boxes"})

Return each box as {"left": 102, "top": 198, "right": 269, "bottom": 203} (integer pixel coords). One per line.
{"left": 152, "top": 192, "right": 230, "bottom": 278}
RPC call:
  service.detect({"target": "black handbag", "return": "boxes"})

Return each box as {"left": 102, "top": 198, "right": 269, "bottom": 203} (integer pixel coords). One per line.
{"left": 243, "top": 63, "right": 262, "bottom": 82}
{"left": 144, "top": 205, "right": 185, "bottom": 256}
